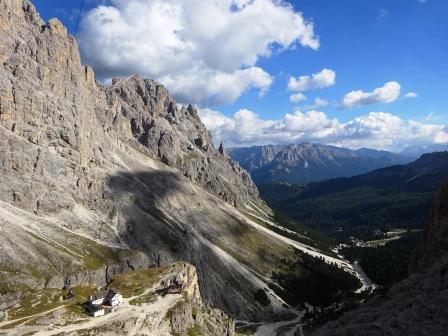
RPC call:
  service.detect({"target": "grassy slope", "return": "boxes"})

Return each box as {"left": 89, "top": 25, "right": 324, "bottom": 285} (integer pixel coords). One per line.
{"left": 108, "top": 267, "right": 166, "bottom": 298}
{"left": 258, "top": 152, "right": 448, "bottom": 241}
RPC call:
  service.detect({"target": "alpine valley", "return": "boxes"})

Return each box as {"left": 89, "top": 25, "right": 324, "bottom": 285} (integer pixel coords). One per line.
{"left": 0, "top": 1, "right": 369, "bottom": 335}
{"left": 0, "top": 1, "right": 447, "bottom": 336}
{"left": 228, "top": 144, "right": 412, "bottom": 186}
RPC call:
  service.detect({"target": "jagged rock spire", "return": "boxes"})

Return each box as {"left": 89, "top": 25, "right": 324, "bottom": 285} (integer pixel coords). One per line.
{"left": 218, "top": 142, "right": 225, "bottom": 155}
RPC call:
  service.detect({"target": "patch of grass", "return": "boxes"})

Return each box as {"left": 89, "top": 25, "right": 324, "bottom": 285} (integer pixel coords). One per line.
{"left": 129, "top": 292, "right": 157, "bottom": 306}
{"left": 82, "top": 253, "right": 107, "bottom": 270}
{"left": 187, "top": 323, "right": 205, "bottom": 336}
{"left": 7, "top": 287, "right": 63, "bottom": 320}
{"left": 107, "top": 267, "right": 166, "bottom": 298}
{"left": 165, "top": 300, "right": 185, "bottom": 320}
{"left": 63, "top": 286, "right": 97, "bottom": 316}
{"left": 74, "top": 236, "right": 123, "bottom": 271}
{"left": 242, "top": 210, "right": 337, "bottom": 258}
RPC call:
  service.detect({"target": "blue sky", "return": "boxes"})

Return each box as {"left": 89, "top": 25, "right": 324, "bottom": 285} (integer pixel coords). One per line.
{"left": 226, "top": 0, "right": 448, "bottom": 123}
{"left": 32, "top": 0, "right": 448, "bottom": 150}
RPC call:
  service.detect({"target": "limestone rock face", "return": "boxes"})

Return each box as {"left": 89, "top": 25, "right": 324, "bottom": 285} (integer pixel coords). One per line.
{"left": 0, "top": 0, "right": 288, "bottom": 321}
{"left": 0, "top": 0, "right": 258, "bottom": 210}
{"left": 106, "top": 75, "right": 259, "bottom": 206}
{"left": 157, "top": 262, "right": 202, "bottom": 302}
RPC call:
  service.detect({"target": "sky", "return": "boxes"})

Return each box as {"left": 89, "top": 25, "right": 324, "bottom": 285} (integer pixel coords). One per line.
{"left": 32, "top": 0, "right": 448, "bottom": 152}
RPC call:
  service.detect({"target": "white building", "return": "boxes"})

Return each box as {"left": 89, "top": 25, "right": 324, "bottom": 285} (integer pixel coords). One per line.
{"left": 86, "top": 289, "right": 123, "bottom": 317}
{"left": 108, "top": 292, "right": 123, "bottom": 307}
{"left": 88, "top": 290, "right": 109, "bottom": 306}
{"left": 86, "top": 304, "right": 105, "bottom": 317}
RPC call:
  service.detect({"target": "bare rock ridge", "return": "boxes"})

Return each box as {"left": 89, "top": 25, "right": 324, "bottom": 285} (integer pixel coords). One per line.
{"left": 313, "top": 179, "right": 448, "bottom": 336}
{"left": 228, "top": 143, "right": 411, "bottom": 185}
{"left": 0, "top": 0, "right": 258, "bottom": 209}
{"left": 0, "top": 0, "right": 292, "bottom": 322}
{"left": 107, "top": 75, "right": 258, "bottom": 206}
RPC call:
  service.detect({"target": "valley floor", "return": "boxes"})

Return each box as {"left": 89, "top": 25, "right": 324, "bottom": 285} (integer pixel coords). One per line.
{"left": 241, "top": 205, "right": 377, "bottom": 292}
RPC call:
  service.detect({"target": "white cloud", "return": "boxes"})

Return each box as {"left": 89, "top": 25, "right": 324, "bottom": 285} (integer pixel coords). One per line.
{"left": 289, "top": 92, "right": 307, "bottom": 103}
{"left": 403, "top": 91, "right": 418, "bottom": 99}
{"left": 306, "top": 97, "right": 328, "bottom": 109}
{"left": 435, "top": 129, "right": 448, "bottom": 144}
{"left": 78, "top": 0, "right": 319, "bottom": 105}
{"left": 340, "top": 81, "right": 401, "bottom": 109}
{"left": 377, "top": 8, "right": 389, "bottom": 20}
{"left": 288, "top": 68, "right": 336, "bottom": 92}
{"left": 199, "top": 108, "right": 448, "bottom": 151}
{"left": 314, "top": 97, "right": 328, "bottom": 106}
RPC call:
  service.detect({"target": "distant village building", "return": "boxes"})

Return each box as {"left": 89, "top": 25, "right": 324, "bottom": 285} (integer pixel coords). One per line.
{"left": 106, "top": 289, "right": 123, "bottom": 307}
{"left": 86, "top": 288, "right": 123, "bottom": 317}
{"left": 88, "top": 290, "right": 110, "bottom": 306}
{"left": 86, "top": 304, "right": 105, "bottom": 317}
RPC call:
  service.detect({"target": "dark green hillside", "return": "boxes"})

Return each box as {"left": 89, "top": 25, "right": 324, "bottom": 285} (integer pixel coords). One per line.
{"left": 272, "top": 250, "right": 361, "bottom": 307}
{"left": 342, "top": 233, "right": 420, "bottom": 287}
{"left": 259, "top": 152, "right": 448, "bottom": 241}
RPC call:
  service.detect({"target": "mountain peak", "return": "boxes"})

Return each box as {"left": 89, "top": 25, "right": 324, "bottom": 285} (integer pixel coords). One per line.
{"left": 228, "top": 143, "right": 411, "bottom": 185}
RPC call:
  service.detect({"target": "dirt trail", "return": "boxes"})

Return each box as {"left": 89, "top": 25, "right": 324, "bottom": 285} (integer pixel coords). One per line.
{"left": 32, "top": 294, "right": 181, "bottom": 336}
{"left": 0, "top": 305, "right": 67, "bottom": 330}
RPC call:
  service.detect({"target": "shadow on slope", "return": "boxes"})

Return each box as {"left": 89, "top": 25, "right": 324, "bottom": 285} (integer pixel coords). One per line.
{"left": 105, "top": 170, "right": 293, "bottom": 320}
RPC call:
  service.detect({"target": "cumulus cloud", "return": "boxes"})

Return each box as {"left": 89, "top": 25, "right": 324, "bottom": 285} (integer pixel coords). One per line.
{"left": 340, "top": 81, "right": 401, "bottom": 109}
{"left": 78, "top": 0, "right": 319, "bottom": 105}
{"left": 288, "top": 68, "right": 336, "bottom": 92}
{"left": 403, "top": 91, "right": 418, "bottom": 99}
{"left": 199, "top": 108, "right": 448, "bottom": 151}
{"left": 305, "top": 97, "right": 328, "bottom": 109}
{"left": 289, "top": 92, "right": 307, "bottom": 102}
{"left": 377, "top": 8, "right": 389, "bottom": 20}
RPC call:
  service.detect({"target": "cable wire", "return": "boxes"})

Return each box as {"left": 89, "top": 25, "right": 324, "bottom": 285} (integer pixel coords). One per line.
{"left": 74, "top": 0, "right": 85, "bottom": 37}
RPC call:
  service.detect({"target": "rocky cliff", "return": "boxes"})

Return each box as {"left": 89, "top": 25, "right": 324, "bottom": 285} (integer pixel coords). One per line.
{"left": 0, "top": 0, "right": 258, "bottom": 210}
{"left": 313, "top": 179, "right": 448, "bottom": 336}
{"left": 0, "top": 0, "right": 296, "bottom": 322}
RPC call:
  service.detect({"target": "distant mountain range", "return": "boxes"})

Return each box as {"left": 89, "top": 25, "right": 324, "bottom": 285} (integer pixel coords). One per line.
{"left": 259, "top": 151, "right": 448, "bottom": 240}
{"left": 228, "top": 143, "right": 413, "bottom": 185}
{"left": 399, "top": 144, "right": 448, "bottom": 158}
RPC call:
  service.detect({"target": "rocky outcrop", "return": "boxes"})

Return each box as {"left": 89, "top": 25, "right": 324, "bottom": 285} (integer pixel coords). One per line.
{"left": 160, "top": 263, "right": 235, "bottom": 336}
{"left": 313, "top": 179, "right": 448, "bottom": 336}
{"left": 228, "top": 143, "right": 411, "bottom": 185}
{"left": 47, "top": 251, "right": 153, "bottom": 290}
{"left": 156, "top": 262, "right": 201, "bottom": 301}
{"left": 0, "top": 0, "right": 288, "bottom": 321}
{"left": 0, "top": 262, "right": 235, "bottom": 336}
{"left": 411, "top": 178, "right": 448, "bottom": 271}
